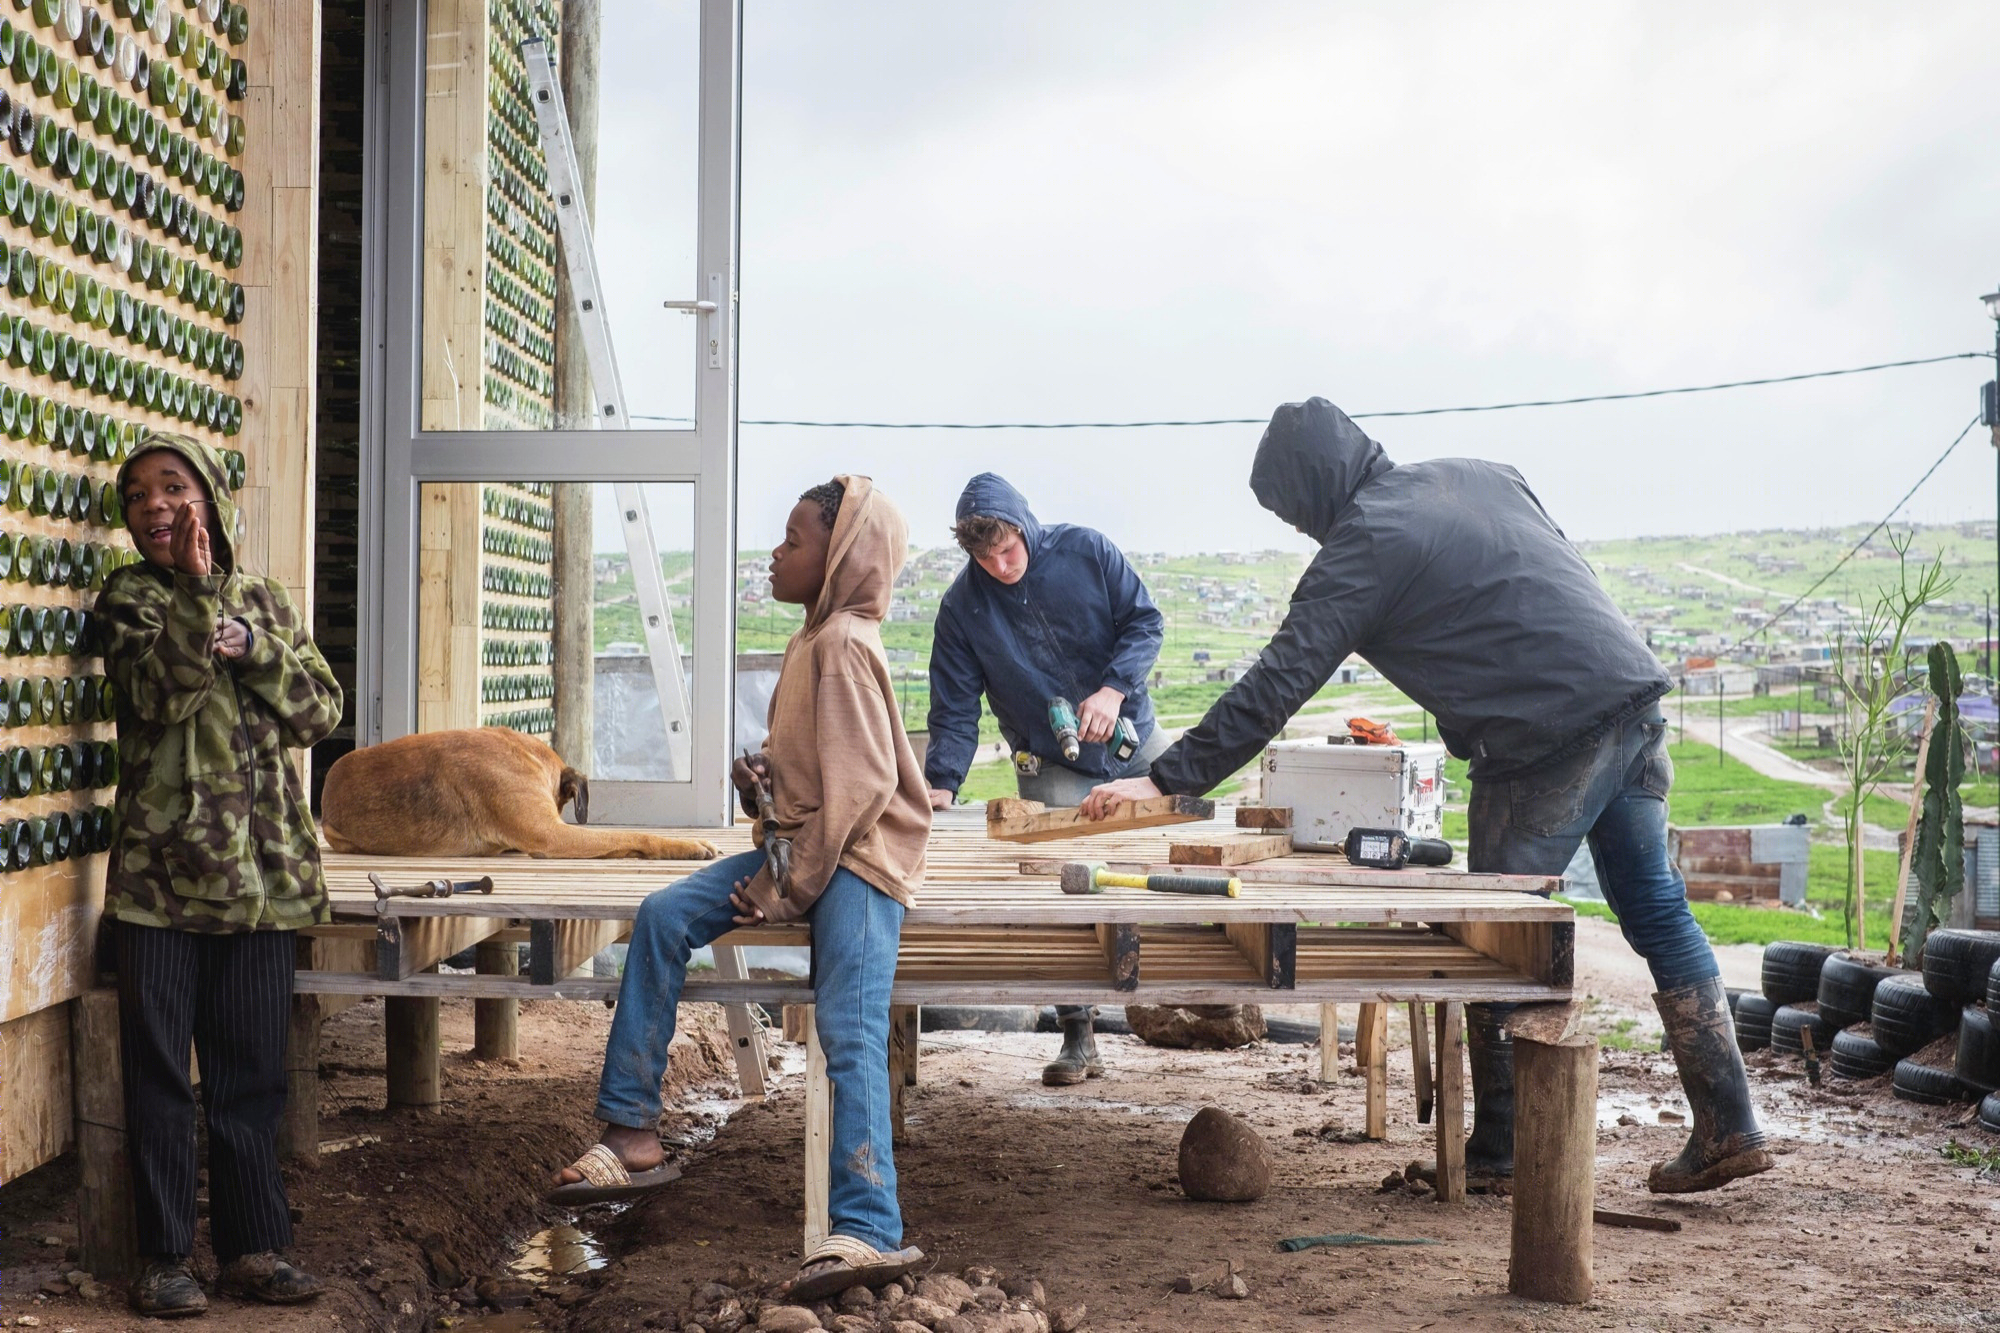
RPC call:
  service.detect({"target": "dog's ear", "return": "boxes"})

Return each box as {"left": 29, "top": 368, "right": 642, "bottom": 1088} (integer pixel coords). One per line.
{"left": 563, "top": 769, "right": 589, "bottom": 825}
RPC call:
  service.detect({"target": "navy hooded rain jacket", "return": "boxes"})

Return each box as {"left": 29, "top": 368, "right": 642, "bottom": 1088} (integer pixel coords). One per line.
{"left": 1150, "top": 398, "right": 1671, "bottom": 797}
{"left": 925, "top": 475, "right": 1164, "bottom": 794}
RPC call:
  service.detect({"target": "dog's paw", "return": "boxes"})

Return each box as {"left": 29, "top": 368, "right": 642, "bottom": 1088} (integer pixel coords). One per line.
{"left": 674, "top": 839, "right": 721, "bottom": 861}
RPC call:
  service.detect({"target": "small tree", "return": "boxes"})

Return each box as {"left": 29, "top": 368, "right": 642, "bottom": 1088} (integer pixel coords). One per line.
{"left": 1830, "top": 533, "right": 1952, "bottom": 950}
{"left": 1905, "top": 641, "right": 1967, "bottom": 963}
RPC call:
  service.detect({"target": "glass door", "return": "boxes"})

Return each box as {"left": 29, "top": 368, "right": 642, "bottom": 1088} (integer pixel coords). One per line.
{"left": 367, "top": 0, "right": 740, "bottom": 826}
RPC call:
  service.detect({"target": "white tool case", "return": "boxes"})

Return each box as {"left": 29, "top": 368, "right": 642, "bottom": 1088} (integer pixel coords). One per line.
{"left": 1259, "top": 739, "right": 1449, "bottom": 851}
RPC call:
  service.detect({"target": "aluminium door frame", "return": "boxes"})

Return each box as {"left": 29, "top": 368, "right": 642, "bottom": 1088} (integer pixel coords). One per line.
{"left": 359, "top": 0, "right": 742, "bottom": 826}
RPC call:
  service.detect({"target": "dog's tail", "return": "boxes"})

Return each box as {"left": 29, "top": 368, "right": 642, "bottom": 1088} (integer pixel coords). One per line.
{"left": 558, "top": 767, "right": 589, "bottom": 824}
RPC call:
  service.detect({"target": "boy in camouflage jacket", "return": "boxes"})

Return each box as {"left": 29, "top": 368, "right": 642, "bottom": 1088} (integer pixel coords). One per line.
{"left": 95, "top": 432, "right": 342, "bottom": 1315}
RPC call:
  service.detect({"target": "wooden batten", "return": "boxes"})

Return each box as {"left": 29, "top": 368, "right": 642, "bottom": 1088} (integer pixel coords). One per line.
{"left": 1441, "top": 918, "right": 1573, "bottom": 989}
{"left": 377, "top": 913, "right": 507, "bottom": 981}
{"left": 528, "top": 917, "right": 630, "bottom": 985}
{"left": 1168, "top": 832, "right": 1295, "bottom": 867}
{"left": 2, "top": 1004, "right": 74, "bottom": 1183}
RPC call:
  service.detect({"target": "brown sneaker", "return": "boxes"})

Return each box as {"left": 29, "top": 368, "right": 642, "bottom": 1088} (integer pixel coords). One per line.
{"left": 217, "top": 1252, "right": 323, "bottom": 1305}
{"left": 130, "top": 1257, "right": 208, "bottom": 1319}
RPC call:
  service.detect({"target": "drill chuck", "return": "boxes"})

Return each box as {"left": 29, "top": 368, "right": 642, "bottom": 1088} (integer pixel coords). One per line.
{"left": 1047, "top": 696, "right": 1082, "bottom": 762}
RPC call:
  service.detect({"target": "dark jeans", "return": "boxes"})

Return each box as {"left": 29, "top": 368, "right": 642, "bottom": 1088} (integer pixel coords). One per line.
{"left": 1468, "top": 710, "right": 1717, "bottom": 992}
{"left": 116, "top": 924, "right": 297, "bottom": 1263}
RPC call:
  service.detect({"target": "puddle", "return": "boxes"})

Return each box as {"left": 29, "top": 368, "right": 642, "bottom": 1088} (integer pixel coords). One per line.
{"left": 1009, "top": 1091, "right": 1200, "bottom": 1117}
{"left": 509, "top": 1222, "right": 607, "bottom": 1281}
{"left": 1596, "top": 1087, "right": 1919, "bottom": 1147}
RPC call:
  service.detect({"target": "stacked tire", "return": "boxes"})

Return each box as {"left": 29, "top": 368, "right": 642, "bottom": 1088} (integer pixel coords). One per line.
{"left": 1747, "top": 941, "right": 1839, "bottom": 1055}
{"left": 1815, "top": 956, "right": 1904, "bottom": 1080}
{"left": 1886, "top": 929, "right": 2000, "bottom": 1107}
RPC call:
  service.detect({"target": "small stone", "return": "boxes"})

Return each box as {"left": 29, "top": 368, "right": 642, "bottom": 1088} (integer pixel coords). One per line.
{"left": 697, "top": 1282, "right": 738, "bottom": 1308}
{"left": 1050, "top": 1303, "right": 1087, "bottom": 1333}
{"left": 1127, "top": 1004, "right": 1265, "bottom": 1049}
{"left": 37, "top": 1235, "right": 61, "bottom": 1248}
{"left": 1177, "top": 1106, "right": 1273, "bottom": 1202}
{"left": 755, "top": 1305, "right": 821, "bottom": 1333}
{"left": 971, "top": 1286, "right": 1005, "bottom": 1310}
{"left": 1172, "top": 1275, "right": 1198, "bottom": 1295}
{"left": 917, "top": 1275, "right": 974, "bottom": 1313}
{"left": 711, "top": 1298, "right": 747, "bottom": 1333}
{"left": 14, "top": 1316, "right": 44, "bottom": 1327}
{"left": 937, "top": 1319, "right": 981, "bottom": 1333}
{"left": 1657, "top": 1109, "right": 1685, "bottom": 1125}
{"left": 996, "top": 1277, "right": 1042, "bottom": 1307}
{"left": 890, "top": 1323, "right": 933, "bottom": 1333}
{"left": 63, "top": 1271, "right": 88, "bottom": 1287}
{"left": 879, "top": 1282, "right": 908, "bottom": 1304}
{"left": 1218, "top": 1274, "right": 1249, "bottom": 1301}
{"left": 474, "top": 1277, "right": 535, "bottom": 1311}
{"left": 837, "top": 1286, "right": 875, "bottom": 1310}
{"left": 1378, "top": 1169, "right": 1406, "bottom": 1193}
{"left": 892, "top": 1296, "right": 955, "bottom": 1328}
{"left": 961, "top": 1266, "right": 998, "bottom": 1288}
{"left": 37, "top": 1279, "right": 70, "bottom": 1297}
{"left": 1402, "top": 1160, "right": 1437, "bottom": 1187}
{"left": 1617, "top": 1114, "right": 1641, "bottom": 1127}
{"left": 826, "top": 1317, "right": 873, "bottom": 1333}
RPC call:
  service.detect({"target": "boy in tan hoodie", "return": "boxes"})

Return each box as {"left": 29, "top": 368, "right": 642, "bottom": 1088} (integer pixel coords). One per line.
{"left": 551, "top": 476, "right": 931, "bottom": 1300}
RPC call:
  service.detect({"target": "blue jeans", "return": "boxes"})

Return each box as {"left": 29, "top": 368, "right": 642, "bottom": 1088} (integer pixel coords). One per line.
{"left": 596, "top": 847, "right": 907, "bottom": 1251}
{"left": 1468, "top": 711, "right": 1717, "bottom": 992}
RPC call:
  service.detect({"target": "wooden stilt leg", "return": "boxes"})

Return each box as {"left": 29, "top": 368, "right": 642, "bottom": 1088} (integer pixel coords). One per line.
{"left": 1362, "top": 1002, "right": 1388, "bottom": 1140}
{"left": 713, "top": 945, "right": 768, "bottom": 1099}
{"left": 1434, "top": 1002, "right": 1465, "bottom": 1204}
{"left": 1355, "top": 1001, "right": 1378, "bottom": 1066}
{"left": 72, "top": 989, "right": 137, "bottom": 1281}
{"left": 1509, "top": 1033, "right": 1598, "bottom": 1303}
{"left": 1409, "top": 1000, "right": 1432, "bottom": 1124}
{"left": 803, "top": 1008, "right": 831, "bottom": 1252}
{"left": 888, "top": 1004, "right": 914, "bottom": 1143}
{"left": 472, "top": 939, "right": 519, "bottom": 1061}
{"left": 1317, "top": 1004, "right": 1340, "bottom": 1082}
{"left": 901, "top": 1005, "right": 919, "bottom": 1087}
{"left": 385, "top": 970, "right": 441, "bottom": 1110}
{"left": 279, "top": 993, "right": 321, "bottom": 1161}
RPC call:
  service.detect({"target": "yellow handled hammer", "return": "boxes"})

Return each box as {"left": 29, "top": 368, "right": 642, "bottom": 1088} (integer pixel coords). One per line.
{"left": 1059, "top": 861, "right": 1240, "bottom": 897}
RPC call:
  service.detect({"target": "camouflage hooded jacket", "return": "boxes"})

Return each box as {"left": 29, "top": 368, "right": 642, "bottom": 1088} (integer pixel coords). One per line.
{"left": 93, "top": 433, "right": 344, "bottom": 932}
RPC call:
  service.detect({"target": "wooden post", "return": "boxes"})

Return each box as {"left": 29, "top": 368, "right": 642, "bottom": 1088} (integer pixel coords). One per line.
{"left": 888, "top": 1003, "right": 914, "bottom": 1143}
{"left": 72, "top": 990, "right": 137, "bottom": 1281}
{"left": 900, "top": 1005, "right": 920, "bottom": 1087}
{"left": 385, "top": 976, "right": 442, "bottom": 1110}
{"left": 1362, "top": 1002, "right": 1388, "bottom": 1141}
{"left": 1508, "top": 1032, "right": 1598, "bottom": 1304}
{"left": 1886, "top": 697, "right": 1936, "bottom": 966}
{"left": 279, "top": 994, "right": 322, "bottom": 1161}
{"left": 1433, "top": 1002, "right": 1465, "bottom": 1204}
{"left": 712, "top": 946, "right": 769, "bottom": 1098}
{"left": 550, "top": 0, "right": 600, "bottom": 765}
{"left": 1317, "top": 1003, "right": 1339, "bottom": 1082}
{"left": 1409, "top": 1000, "right": 1432, "bottom": 1124}
{"left": 803, "top": 1007, "right": 831, "bottom": 1252}
{"left": 473, "top": 939, "right": 519, "bottom": 1060}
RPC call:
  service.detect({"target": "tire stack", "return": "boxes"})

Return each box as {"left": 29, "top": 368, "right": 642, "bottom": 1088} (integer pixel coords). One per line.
{"left": 1815, "top": 955, "right": 1903, "bottom": 1079}
{"left": 1985, "top": 956, "right": 2000, "bottom": 1133}
{"left": 1755, "top": 942, "right": 1841, "bottom": 1057}
{"left": 1886, "top": 929, "right": 2000, "bottom": 1107}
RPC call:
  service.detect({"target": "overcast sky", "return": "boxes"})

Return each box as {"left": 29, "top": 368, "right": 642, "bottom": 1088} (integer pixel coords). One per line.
{"left": 583, "top": 1, "right": 2000, "bottom": 555}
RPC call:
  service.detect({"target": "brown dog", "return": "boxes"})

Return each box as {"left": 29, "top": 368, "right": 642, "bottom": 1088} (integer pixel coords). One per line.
{"left": 319, "top": 728, "right": 721, "bottom": 860}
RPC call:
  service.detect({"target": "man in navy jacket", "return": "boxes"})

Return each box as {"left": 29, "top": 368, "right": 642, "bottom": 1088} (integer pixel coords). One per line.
{"left": 926, "top": 473, "right": 1165, "bottom": 1084}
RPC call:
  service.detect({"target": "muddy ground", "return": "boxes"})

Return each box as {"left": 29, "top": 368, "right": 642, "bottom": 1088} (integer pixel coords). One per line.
{"left": 4, "top": 918, "right": 1998, "bottom": 1332}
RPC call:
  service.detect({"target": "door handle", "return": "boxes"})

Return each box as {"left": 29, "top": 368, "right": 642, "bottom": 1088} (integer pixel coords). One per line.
{"left": 661, "top": 300, "right": 718, "bottom": 313}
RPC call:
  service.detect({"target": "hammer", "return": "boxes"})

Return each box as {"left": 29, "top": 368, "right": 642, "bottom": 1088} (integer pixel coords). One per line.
{"left": 1059, "top": 861, "right": 1240, "bottom": 897}
{"left": 368, "top": 871, "right": 495, "bottom": 903}
{"left": 742, "top": 748, "right": 793, "bottom": 898}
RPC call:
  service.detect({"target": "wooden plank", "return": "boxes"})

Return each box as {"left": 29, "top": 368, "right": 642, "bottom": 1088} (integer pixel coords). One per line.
{"left": 1362, "top": 1001, "right": 1388, "bottom": 1140}
{"left": 804, "top": 1011, "right": 830, "bottom": 1253}
{"left": 69, "top": 991, "right": 134, "bottom": 1278}
{"left": 1410, "top": 1000, "right": 1432, "bottom": 1124}
{"left": 1593, "top": 1209, "right": 1681, "bottom": 1233}
{"left": 1887, "top": 698, "right": 1937, "bottom": 966}
{"left": 985, "top": 795, "right": 1215, "bottom": 843}
{"left": 1017, "top": 857, "right": 1561, "bottom": 895}
{"left": 1097, "top": 922, "right": 1140, "bottom": 991}
{"left": 1235, "top": 806, "right": 1293, "bottom": 831}
{"left": 1, "top": 858, "right": 107, "bottom": 1023}
{"left": 1223, "top": 921, "right": 1295, "bottom": 989}
{"left": 528, "top": 919, "right": 629, "bottom": 985}
{"left": 1318, "top": 1004, "right": 1340, "bottom": 1082}
{"left": 1434, "top": 1001, "right": 1465, "bottom": 1204}
{"left": 1169, "top": 833, "right": 1296, "bottom": 867}
{"left": 3, "top": 1005, "right": 75, "bottom": 1185}
{"left": 379, "top": 914, "right": 506, "bottom": 981}
{"left": 888, "top": 1003, "right": 914, "bottom": 1143}
{"left": 712, "top": 946, "right": 769, "bottom": 1099}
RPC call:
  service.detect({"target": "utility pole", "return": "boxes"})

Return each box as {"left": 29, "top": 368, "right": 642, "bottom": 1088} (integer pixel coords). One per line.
{"left": 1983, "top": 284, "right": 2000, "bottom": 703}
{"left": 551, "top": 1, "right": 601, "bottom": 776}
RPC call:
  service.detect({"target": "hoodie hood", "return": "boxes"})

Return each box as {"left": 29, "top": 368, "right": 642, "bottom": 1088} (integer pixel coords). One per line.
{"left": 116, "top": 430, "right": 239, "bottom": 574}
{"left": 955, "top": 472, "right": 1044, "bottom": 562}
{"left": 1249, "top": 398, "right": 1393, "bottom": 543}
{"left": 807, "top": 474, "right": 907, "bottom": 631}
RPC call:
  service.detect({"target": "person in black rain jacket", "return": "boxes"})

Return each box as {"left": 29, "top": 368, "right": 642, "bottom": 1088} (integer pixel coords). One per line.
{"left": 1083, "top": 398, "right": 1772, "bottom": 1196}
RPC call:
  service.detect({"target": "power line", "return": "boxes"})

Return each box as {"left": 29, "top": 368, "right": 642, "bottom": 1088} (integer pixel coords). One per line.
{"left": 628, "top": 350, "right": 1986, "bottom": 430}
{"left": 1715, "top": 416, "right": 1981, "bottom": 656}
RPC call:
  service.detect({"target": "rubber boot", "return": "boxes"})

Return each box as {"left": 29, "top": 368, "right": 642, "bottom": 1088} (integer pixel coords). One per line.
{"left": 1041, "top": 1008, "right": 1103, "bottom": 1086}
{"left": 1648, "top": 977, "right": 1775, "bottom": 1193}
{"left": 1463, "top": 1002, "right": 1516, "bottom": 1180}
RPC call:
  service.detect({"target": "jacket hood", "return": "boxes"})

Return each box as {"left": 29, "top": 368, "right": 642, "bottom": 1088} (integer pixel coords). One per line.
{"left": 955, "top": 472, "right": 1043, "bottom": 562}
{"left": 1249, "top": 398, "right": 1393, "bottom": 543}
{"left": 116, "top": 431, "right": 239, "bottom": 573}
{"left": 807, "top": 474, "right": 907, "bottom": 630}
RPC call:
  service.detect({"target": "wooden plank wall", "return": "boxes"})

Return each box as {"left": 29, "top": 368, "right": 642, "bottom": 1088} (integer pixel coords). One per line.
{"left": 0, "top": 0, "right": 318, "bottom": 1183}
{"left": 413, "top": 0, "right": 559, "bottom": 741}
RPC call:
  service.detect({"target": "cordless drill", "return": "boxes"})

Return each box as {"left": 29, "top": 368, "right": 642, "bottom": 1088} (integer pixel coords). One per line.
{"left": 1047, "top": 696, "right": 1141, "bottom": 764}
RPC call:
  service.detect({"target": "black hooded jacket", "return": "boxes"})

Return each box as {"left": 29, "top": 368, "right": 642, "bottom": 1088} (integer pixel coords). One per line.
{"left": 1150, "top": 398, "right": 1670, "bottom": 795}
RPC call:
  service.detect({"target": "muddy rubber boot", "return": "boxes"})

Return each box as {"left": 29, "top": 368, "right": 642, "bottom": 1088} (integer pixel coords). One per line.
{"left": 1041, "top": 1008, "right": 1103, "bottom": 1086}
{"left": 1463, "top": 1003, "right": 1516, "bottom": 1181}
{"left": 1648, "top": 977, "right": 1775, "bottom": 1194}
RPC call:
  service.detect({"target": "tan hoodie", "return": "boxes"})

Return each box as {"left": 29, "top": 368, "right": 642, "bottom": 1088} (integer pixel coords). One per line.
{"left": 740, "top": 476, "right": 931, "bottom": 922}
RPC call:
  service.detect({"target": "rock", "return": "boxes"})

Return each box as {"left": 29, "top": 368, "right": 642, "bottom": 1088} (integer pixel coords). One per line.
{"left": 1218, "top": 1274, "right": 1249, "bottom": 1300}
{"left": 1617, "top": 1113, "right": 1641, "bottom": 1127}
{"left": 997, "top": 1277, "right": 1043, "bottom": 1306}
{"left": 38, "top": 1278, "right": 70, "bottom": 1297}
{"left": 971, "top": 1285, "right": 1005, "bottom": 1310}
{"left": 756, "top": 1305, "right": 821, "bottom": 1333}
{"left": 698, "top": 1283, "right": 738, "bottom": 1308}
{"left": 917, "top": 1275, "right": 974, "bottom": 1312}
{"left": 422, "top": 1242, "right": 465, "bottom": 1290}
{"left": 891, "top": 1296, "right": 956, "bottom": 1328}
{"left": 64, "top": 1269, "right": 89, "bottom": 1286}
{"left": 1172, "top": 1275, "right": 1198, "bottom": 1294}
{"left": 961, "top": 1266, "right": 998, "bottom": 1287}
{"left": 1126, "top": 1004, "right": 1265, "bottom": 1049}
{"left": 826, "top": 1317, "right": 874, "bottom": 1333}
{"left": 1050, "top": 1303, "right": 1087, "bottom": 1333}
{"left": 1177, "top": 1106, "right": 1274, "bottom": 1202}
{"left": 836, "top": 1286, "right": 875, "bottom": 1310}
{"left": 1657, "top": 1109, "right": 1685, "bottom": 1125}
{"left": 938, "top": 1319, "right": 981, "bottom": 1333}
{"left": 1377, "top": 1169, "right": 1406, "bottom": 1193}
{"left": 880, "top": 1282, "right": 908, "bottom": 1304}
{"left": 474, "top": 1277, "right": 536, "bottom": 1311}
{"left": 889, "top": 1323, "right": 934, "bottom": 1333}
{"left": 36, "top": 1235, "right": 61, "bottom": 1248}
{"left": 75, "top": 1278, "right": 108, "bottom": 1301}
{"left": 711, "top": 1298, "right": 747, "bottom": 1332}
{"left": 14, "top": 1317, "right": 44, "bottom": 1327}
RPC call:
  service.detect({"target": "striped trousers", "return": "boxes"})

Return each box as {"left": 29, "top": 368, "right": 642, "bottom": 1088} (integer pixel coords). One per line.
{"left": 115, "top": 924, "right": 296, "bottom": 1263}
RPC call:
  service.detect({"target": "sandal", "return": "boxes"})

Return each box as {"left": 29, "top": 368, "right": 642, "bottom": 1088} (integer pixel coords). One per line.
{"left": 217, "top": 1252, "right": 323, "bottom": 1305}
{"left": 547, "top": 1142, "right": 683, "bottom": 1205}
{"left": 784, "top": 1234, "right": 926, "bottom": 1303}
